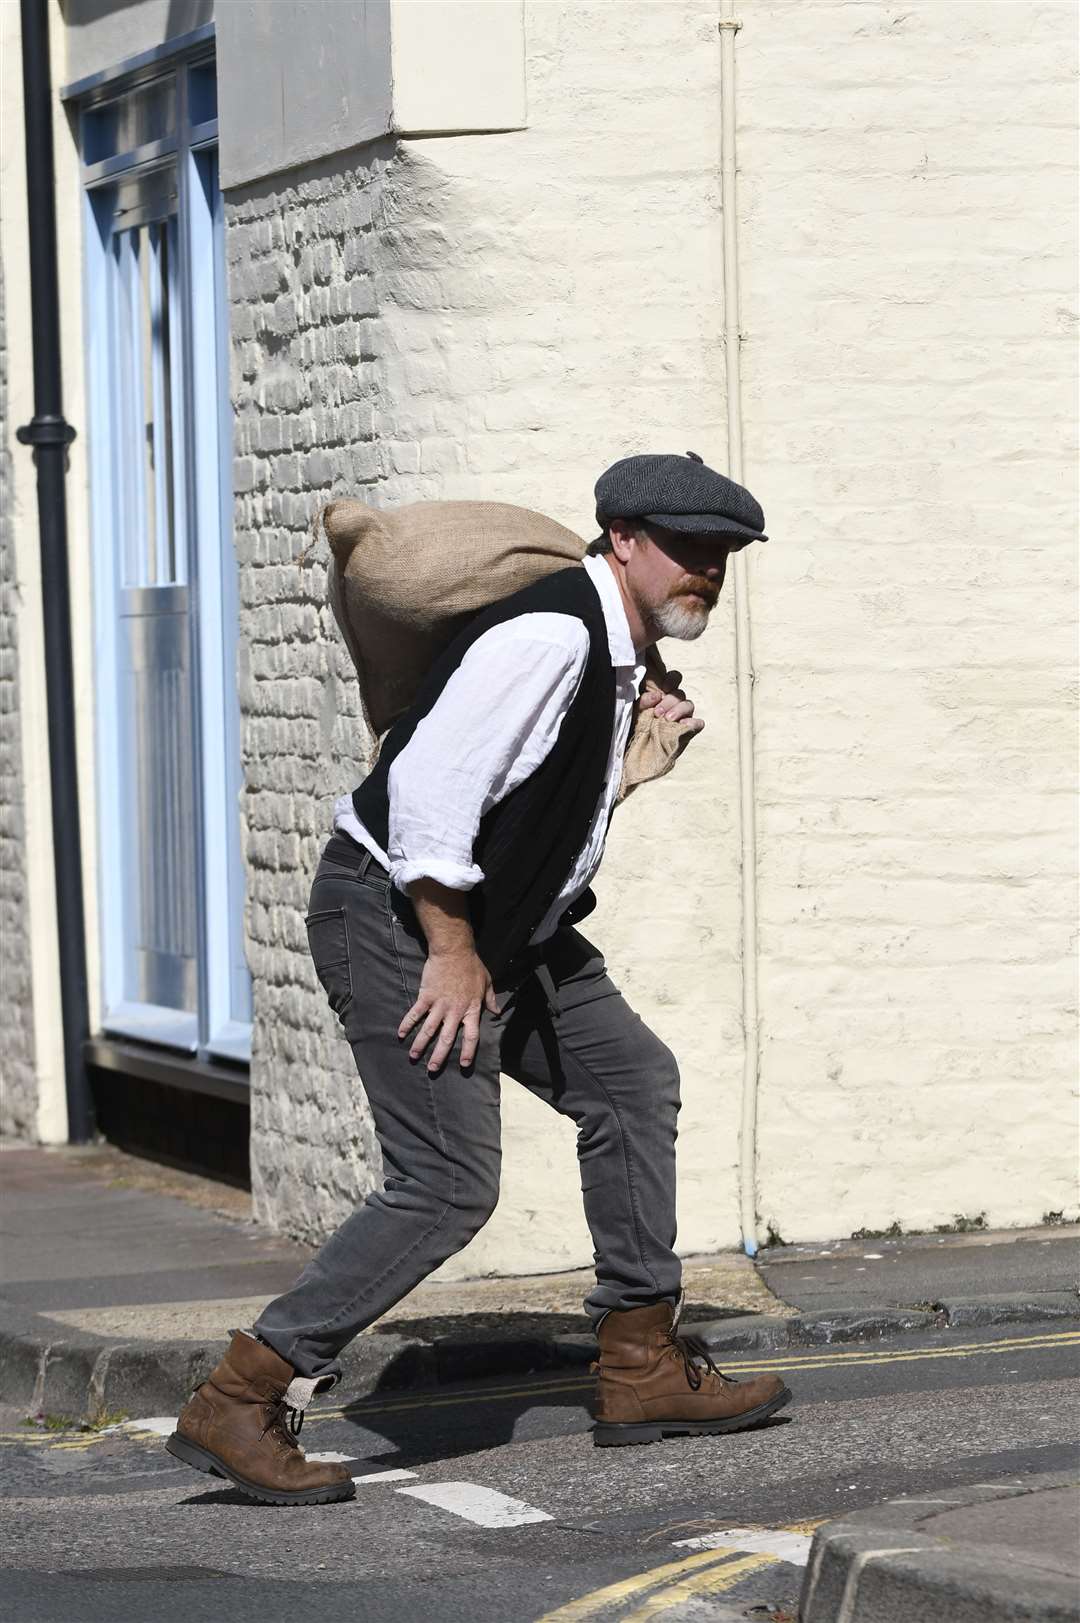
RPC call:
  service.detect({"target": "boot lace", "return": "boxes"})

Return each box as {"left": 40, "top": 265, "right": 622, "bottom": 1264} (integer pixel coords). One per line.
{"left": 261, "top": 1392, "right": 304, "bottom": 1448}
{"left": 665, "top": 1329, "right": 734, "bottom": 1392}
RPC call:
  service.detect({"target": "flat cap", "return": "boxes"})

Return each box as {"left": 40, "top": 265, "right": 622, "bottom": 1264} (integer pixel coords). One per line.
{"left": 595, "top": 450, "right": 767, "bottom": 545}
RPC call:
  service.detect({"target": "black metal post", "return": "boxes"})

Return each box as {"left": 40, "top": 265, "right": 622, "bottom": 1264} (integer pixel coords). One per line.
{"left": 15, "top": 0, "right": 93, "bottom": 1142}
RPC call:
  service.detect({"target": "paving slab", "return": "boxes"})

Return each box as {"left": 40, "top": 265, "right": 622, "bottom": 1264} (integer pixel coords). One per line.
{"left": 759, "top": 1227, "right": 1080, "bottom": 1313}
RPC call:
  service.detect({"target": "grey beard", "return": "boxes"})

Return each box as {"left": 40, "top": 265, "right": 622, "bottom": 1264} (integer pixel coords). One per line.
{"left": 652, "top": 594, "right": 710, "bottom": 642}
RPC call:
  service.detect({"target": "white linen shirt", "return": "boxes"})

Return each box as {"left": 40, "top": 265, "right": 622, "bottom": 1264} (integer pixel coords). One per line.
{"left": 333, "top": 553, "right": 647, "bottom": 947}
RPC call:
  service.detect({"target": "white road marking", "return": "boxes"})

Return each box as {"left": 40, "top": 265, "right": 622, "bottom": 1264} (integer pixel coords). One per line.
{"left": 673, "top": 1527, "right": 813, "bottom": 1566}
{"left": 397, "top": 1481, "right": 553, "bottom": 1527}
{"left": 351, "top": 1468, "right": 419, "bottom": 1484}
{"left": 102, "top": 1424, "right": 418, "bottom": 1484}
{"left": 112, "top": 1417, "right": 178, "bottom": 1437}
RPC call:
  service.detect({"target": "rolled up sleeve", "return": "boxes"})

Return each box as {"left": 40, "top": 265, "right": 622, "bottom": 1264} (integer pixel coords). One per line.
{"left": 386, "top": 616, "right": 589, "bottom": 897}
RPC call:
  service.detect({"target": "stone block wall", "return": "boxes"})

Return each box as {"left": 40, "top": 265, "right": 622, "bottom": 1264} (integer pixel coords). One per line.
{"left": 225, "top": 144, "right": 394, "bottom": 1240}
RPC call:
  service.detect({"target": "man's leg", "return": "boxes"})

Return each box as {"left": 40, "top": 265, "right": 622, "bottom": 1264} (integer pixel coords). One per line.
{"left": 253, "top": 841, "right": 505, "bottom": 1385}
{"left": 498, "top": 927, "right": 790, "bottom": 1445}
{"left": 168, "top": 840, "right": 512, "bottom": 1502}
{"left": 497, "top": 926, "right": 682, "bottom": 1324}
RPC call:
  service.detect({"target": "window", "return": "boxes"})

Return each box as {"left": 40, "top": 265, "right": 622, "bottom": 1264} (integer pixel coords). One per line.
{"left": 78, "top": 43, "right": 251, "bottom": 1065}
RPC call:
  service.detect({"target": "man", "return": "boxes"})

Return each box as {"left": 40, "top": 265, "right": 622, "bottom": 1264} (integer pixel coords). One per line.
{"left": 166, "top": 451, "right": 790, "bottom": 1505}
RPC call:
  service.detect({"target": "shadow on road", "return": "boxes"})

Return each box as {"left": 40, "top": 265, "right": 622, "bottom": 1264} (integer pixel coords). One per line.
{"left": 368, "top": 1299, "right": 762, "bottom": 1344}
{"left": 177, "top": 1409, "right": 793, "bottom": 1509}
{"left": 174, "top": 1300, "right": 785, "bottom": 1503}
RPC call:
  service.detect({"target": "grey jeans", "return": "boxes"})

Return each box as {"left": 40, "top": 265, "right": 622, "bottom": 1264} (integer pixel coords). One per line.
{"left": 254, "top": 831, "right": 682, "bottom": 1384}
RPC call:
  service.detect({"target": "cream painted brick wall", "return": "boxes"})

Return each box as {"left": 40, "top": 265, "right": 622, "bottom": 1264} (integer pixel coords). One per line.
{"left": 231, "top": 0, "right": 1077, "bottom": 1265}
{"left": 0, "top": 252, "right": 38, "bottom": 1140}
{"left": 739, "top": 0, "right": 1078, "bottom": 1239}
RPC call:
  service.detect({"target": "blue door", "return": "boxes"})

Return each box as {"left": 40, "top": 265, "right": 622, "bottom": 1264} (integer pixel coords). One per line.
{"left": 80, "top": 50, "right": 252, "bottom": 1064}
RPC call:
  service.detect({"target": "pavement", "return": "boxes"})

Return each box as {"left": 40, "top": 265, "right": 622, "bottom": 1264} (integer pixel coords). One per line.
{"left": 802, "top": 1470, "right": 1079, "bottom": 1623}
{"left": 758, "top": 1228, "right": 1080, "bottom": 1327}
{"left": 1, "top": 1142, "right": 1078, "bottom": 1621}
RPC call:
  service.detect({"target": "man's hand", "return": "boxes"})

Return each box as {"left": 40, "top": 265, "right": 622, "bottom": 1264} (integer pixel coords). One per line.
{"left": 401, "top": 875, "right": 497, "bottom": 1074}
{"left": 398, "top": 947, "right": 500, "bottom": 1074}
{"left": 638, "top": 668, "right": 705, "bottom": 734}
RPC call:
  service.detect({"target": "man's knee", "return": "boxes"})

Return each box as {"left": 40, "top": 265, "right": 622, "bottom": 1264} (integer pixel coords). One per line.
{"left": 630, "top": 1037, "right": 682, "bottom": 1123}
{"left": 450, "top": 1158, "right": 501, "bottom": 1237}
{"left": 577, "top": 1046, "right": 681, "bottom": 1154}
{"left": 376, "top": 1158, "right": 499, "bottom": 1255}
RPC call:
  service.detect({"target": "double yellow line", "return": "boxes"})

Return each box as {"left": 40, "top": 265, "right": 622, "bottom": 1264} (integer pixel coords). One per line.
{"left": 313, "top": 1327, "right": 1078, "bottom": 1425}
{"left": 4, "top": 1328, "right": 1075, "bottom": 1451}
{"left": 535, "top": 1522, "right": 825, "bottom": 1622}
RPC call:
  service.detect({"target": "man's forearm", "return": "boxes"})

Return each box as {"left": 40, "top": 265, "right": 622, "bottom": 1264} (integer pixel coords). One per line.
{"left": 408, "top": 878, "right": 478, "bottom": 958}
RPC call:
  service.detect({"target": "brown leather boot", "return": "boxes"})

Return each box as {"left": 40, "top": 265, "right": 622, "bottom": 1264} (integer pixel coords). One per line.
{"left": 166, "top": 1330, "right": 354, "bottom": 1504}
{"left": 592, "top": 1301, "right": 791, "bottom": 1446}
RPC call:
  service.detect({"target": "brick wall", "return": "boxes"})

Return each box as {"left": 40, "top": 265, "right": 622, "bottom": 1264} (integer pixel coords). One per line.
{"left": 228, "top": 0, "right": 1077, "bottom": 1259}
{"left": 0, "top": 253, "right": 38, "bottom": 1139}
{"left": 226, "top": 143, "right": 393, "bottom": 1239}
{"left": 741, "top": 0, "right": 1078, "bottom": 1237}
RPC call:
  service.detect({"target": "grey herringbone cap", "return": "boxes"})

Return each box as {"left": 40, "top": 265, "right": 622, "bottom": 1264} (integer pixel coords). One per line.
{"left": 594, "top": 451, "right": 767, "bottom": 544}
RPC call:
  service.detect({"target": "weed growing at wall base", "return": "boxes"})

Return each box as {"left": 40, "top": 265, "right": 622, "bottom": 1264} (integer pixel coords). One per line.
{"left": 934, "top": 1212, "right": 988, "bottom": 1235}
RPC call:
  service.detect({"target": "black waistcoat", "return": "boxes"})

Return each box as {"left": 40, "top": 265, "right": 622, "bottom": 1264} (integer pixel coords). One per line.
{"left": 352, "top": 566, "right": 617, "bottom": 978}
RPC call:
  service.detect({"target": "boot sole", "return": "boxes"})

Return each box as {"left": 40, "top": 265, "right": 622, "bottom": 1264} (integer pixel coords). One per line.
{"left": 592, "top": 1385, "right": 792, "bottom": 1447}
{"left": 165, "top": 1432, "right": 355, "bottom": 1505}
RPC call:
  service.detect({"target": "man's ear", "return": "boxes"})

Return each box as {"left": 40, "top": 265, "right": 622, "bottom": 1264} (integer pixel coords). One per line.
{"left": 607, "top": 518, "right": 639, "bottom": 563}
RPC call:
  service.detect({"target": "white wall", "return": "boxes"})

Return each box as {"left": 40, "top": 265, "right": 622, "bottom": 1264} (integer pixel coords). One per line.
{"left": 740, "top": 0, "right": 1078, "bottom": 1239}
{"left": 216, "top": 0, "right": 526, "bottom": 192}
{"left": 390, "top": 0, "right": 526, "bottom": 136}
{"left": 0, "top": 0, "right": 99, "bottom": 1142}
{"left": 0, "top": 230, "right": 38, "bottom": 1138}
{"left": 62, "top": 0, "right": 212, "bottom": 85}
{"left": 215, "top": 0, "right": 391, "bottom": 190}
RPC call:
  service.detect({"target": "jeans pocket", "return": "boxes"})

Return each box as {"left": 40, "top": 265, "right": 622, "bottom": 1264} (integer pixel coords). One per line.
{"left": 305, "top": 906, "right": 353, "bottom": 1022}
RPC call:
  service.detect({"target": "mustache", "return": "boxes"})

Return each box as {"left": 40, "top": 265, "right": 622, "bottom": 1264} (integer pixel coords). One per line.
{"left": 677, "top": 583, "right": 719, "bottom": 605}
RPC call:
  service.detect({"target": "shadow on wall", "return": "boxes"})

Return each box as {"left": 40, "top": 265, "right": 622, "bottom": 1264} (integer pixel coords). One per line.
{"left": 59, "top": 0, "right": 213, "bottom": 39}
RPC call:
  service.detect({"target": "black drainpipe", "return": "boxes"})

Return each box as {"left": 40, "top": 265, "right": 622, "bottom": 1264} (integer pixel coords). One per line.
{"left": 15, "top": 0, "right": 93, "bottom": 1142}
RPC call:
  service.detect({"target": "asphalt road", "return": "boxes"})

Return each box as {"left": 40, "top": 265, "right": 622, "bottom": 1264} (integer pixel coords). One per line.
{"left": 2, "top": 1321, "right": 1077, "bottom": 1623}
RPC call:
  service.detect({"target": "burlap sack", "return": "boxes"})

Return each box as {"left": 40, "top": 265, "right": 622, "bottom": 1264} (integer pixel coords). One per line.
{"left": 301, "top": 498, "right": 696, "bottom": 805}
